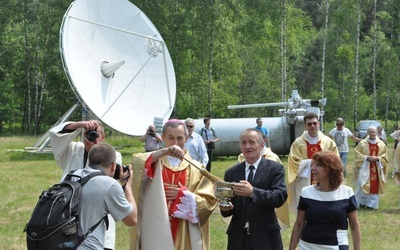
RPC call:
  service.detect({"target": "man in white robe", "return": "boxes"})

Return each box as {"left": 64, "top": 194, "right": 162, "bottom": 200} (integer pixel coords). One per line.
{"left": 354, "top": 126, "right": 388, "bottom": 210}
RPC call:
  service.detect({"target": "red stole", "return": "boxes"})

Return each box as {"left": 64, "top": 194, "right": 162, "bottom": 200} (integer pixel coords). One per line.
{"left": 306, "top": 141, "right": 322, "bottom": 184}
{"left": 368, "top": 143, "right": 379, "bottom": 194}
{"left": 162, "top": 166, "right": 187, "bottom": 243}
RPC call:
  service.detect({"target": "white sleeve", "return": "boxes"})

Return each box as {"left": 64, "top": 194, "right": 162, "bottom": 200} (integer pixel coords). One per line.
{"left": 298, "top": 159, "right": 312, "bottom": 178}
{"left": 199, "top": 139, "right": 209, "bottom": 166}
{"left": 390, "top": 130, "right": 400, "bottom": 139}
{"left": 49, "top": 122, "right": 82, "bottom": 169}
{"left": 172, "top": 190, "right": 199, "bottom": 223}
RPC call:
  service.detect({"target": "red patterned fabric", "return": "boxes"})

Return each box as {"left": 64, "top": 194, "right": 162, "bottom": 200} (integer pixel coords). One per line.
{"left": 145, "top": 154, "right": 155, "bottom": 179}
{"left": 306, "top": 141, "right": 322, "bottom": 183}
{"left": 368, "top": 143, "right": 379, "bottom": 194}
{"left": 162, "top": 167, "right": 187, "bottom": 242}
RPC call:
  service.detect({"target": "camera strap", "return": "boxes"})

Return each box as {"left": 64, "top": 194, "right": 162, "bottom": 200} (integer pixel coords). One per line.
{"left": 83, "top": 150, "right": 88, "bottom": 168}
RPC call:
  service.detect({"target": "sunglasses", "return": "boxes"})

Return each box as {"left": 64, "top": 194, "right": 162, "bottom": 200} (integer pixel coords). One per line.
{"left": 306, "top": 122, "right": 318, "bottom": 126}
{"left": 186, "top": 125, "right": 194, "bottom": 128}
{"left": 336, "top": 123, "right": 344, "bottom": 126}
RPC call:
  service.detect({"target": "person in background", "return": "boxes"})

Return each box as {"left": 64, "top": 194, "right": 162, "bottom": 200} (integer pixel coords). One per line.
{"left": 354, "top": 126, "right": 388, "bottom": 210}
{"left": 184, "top": 118, "right": 209, "bottom": 166}
{"left": 289, "top": 151, "right": 361, "bottom": 250}
{"left": 140, "top": 124, "right": 163, "bottom": 152}
{"left": 200, "top": 118, "right": 220, "bottom": 172}
{"left": 220, "top": 129, "right": 287, "bottom": 250}
{"left": 287, "top": 112, "right": 338, "bottom": 214}
{"left": 328, "top": 117, "right": 361, "bottom": 177}
{"left": 72, "top": 143, "right": 137, "bottom": 249}
{"left": 254, "top": 117, "right": 272, "bottom": 150}
{"left": 49, "top": 120, "right": 121, "bottom": 250}
{"left": 377, "top": 125, "right": 387, "bottom": 145}
{"left": 390, "top": 125, "right": 400, "bottom": 184}
{"left": 390, "top": 125, "right": 400, "bottom": 158}
{"left": 130, "top": 119, "right": 218, "bottom": 250}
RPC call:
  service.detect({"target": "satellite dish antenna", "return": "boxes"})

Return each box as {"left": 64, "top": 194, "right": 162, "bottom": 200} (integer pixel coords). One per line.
{"left": 59, "top": 0, "right": 176, "bottom": 135}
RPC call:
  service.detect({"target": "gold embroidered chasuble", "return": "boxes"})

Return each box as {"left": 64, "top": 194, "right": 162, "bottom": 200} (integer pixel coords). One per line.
{"left": 287, "top": 131, "right": 338, "bottom": 213}
{"left": 354, "top": 138, "right": 388, "bottom": 194}
{"left": 130, "top": 151, "right": 217, "bottom": 250}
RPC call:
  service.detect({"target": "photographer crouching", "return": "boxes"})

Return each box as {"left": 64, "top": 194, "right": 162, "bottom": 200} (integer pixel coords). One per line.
{"left": 140, "top": 124, "right": 163, "bottom": 152}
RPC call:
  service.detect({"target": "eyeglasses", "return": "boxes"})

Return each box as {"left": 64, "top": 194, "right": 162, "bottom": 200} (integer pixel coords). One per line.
{"left": 186, "top": 125, "right": 194, "bottom": 128}
{"left": 336, "top": 123, "right": 343, "bottom": 126}
{"left": 306, "top": 122, "right": 318, "bottom": 126}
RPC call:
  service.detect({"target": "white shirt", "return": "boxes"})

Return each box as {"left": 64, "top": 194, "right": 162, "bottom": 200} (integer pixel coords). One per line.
{"left": 244, "top": 157, "right": 261, "bottom": 181}
{"left": 329, "top": 127, "right": 354, "bottom": 153}
{"left": 184, "top": 132, "right": 209, "bottom": 166}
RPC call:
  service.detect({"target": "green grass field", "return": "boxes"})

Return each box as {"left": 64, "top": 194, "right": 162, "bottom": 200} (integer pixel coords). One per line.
{"left": 1, "top": 135, "right": 399, "bottom": 249}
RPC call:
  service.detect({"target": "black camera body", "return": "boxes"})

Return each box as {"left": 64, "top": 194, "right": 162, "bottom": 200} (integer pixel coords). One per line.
{"left": 114, "top": 163, "right": 129, "bottom": 179}
{"left": 86, "top": 130, "right": 99, "bottom": 142}
{"left": 148, "top": 129, "right": 156, "bottom": 137}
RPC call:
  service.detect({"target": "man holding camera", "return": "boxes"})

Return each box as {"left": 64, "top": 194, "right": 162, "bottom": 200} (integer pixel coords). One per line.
{"left": 141, "top": 124, "right": 163, "bottom": 152}
{"left": 49, "top": 120, "right": 121, "bottom": 250}
{"left": 71, "top": 143, "right": 137, "bottom": 249}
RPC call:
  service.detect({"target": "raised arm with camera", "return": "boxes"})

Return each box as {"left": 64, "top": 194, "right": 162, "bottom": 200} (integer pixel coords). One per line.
{"left": 140, "top": 124, "right": 163, "bottom": 152}
{"left": 49, "top": 120, "right": 123, "bottom": 179}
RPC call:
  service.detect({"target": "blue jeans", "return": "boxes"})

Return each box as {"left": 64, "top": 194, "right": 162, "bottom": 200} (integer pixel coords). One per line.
{"left": 339, "top": 152, "right": 348, "bottom": 177}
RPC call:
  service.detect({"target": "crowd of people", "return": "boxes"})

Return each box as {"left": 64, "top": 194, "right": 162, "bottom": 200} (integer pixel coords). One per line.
{"left": 46, "top": 113, "right": 400, "bottom": 249}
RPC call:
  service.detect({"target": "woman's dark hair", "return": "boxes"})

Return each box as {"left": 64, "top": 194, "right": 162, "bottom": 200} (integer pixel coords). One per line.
{"left": 311, "top": 151, "right": 344, "bottom": 188}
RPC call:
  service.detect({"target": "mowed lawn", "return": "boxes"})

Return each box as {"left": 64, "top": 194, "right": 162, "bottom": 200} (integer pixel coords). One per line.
{"left": 1, "top": 135, "right": 399, "bottom": 249}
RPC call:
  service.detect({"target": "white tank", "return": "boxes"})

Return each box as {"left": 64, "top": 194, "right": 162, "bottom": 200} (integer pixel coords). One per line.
{"left": 193, "top": 116, "right": 306, "bottom": 156}
{"left": 192, "top": 90, "right": 327, "bottom": 156}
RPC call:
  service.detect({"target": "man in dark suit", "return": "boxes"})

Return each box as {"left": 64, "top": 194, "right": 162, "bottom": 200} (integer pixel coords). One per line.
{"left": 220, "top": 128, "right": 287, "bottom": 250}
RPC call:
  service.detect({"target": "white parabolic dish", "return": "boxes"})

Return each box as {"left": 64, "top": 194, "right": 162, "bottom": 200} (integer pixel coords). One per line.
{"left": 60, "top": 0, "right": 176, "bottom": 135}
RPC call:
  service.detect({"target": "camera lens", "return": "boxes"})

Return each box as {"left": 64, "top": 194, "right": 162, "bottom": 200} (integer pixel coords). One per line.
{"left": 86, "top": 130, "right": 99, "bottom": 142}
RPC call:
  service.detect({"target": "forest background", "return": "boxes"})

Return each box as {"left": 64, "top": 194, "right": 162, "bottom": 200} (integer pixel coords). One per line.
{"left": 1, "top": 0, "right": 400, "bottom": 136}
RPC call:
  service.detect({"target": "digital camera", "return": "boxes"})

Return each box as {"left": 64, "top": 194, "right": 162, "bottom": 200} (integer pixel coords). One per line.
{"left": 148, "top": 129, "right": 156, "bottom": 136}
{"left": 114, "top": 163, "right": 129, "bottom": 179}
{"left": 86, "top": 129, "right": 99, "bottom": 142}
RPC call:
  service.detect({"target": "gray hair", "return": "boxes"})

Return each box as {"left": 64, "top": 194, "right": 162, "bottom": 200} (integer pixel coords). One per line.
{"left": 239, "top": 128, "right": 264, "bottom": 145}
{"left": 162, "top": 119, "right": 189, "bottom": 136}
{"left": 185, "top": 118, "right": 194, "bottom": 124}
{"left": 336, "top": 118, "right": 345, "bottom": 124}
{"left": 367, "top": 126, "right": 377, "bottom": 134}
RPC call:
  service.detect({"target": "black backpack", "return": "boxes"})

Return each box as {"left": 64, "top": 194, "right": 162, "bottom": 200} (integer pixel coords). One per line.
{"left": 25, "top": 170, "right": 108, "bottom": 250}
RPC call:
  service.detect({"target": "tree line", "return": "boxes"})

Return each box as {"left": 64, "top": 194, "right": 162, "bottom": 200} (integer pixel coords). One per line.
{"left": 1, "top": 0, "right": 399, "bottom": 135}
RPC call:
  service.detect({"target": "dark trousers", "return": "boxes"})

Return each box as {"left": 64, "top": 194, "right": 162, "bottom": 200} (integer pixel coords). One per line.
{"left": 206, "top": 149, "right": 213, "bottom": 172}
{"left": 242, "top": 228, "right": 253, "bottom": 250}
